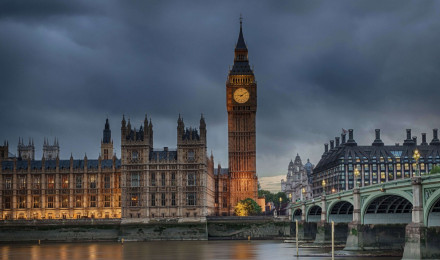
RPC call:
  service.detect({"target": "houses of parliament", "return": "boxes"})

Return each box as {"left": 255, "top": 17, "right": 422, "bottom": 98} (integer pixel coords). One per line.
{"left": 0, "top": 21, "right": 260, "bottom": 220}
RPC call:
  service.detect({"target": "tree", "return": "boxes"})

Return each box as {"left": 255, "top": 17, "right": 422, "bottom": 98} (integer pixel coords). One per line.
{"left": 430, "top": 165, "right": 440, "bottom": 175}
{"left": 258, "top": 189, "right": 288, "bottom": 209}
{"left": 234, "top": 198, "right": 262, "bottom": 216}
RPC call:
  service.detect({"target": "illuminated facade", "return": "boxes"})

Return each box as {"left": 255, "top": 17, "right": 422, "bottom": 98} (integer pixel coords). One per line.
{"left": 120, "top": 114, "right": 215, "bottom": 219}
{"left": 222, "top": 20, "right": 258, "bottom": 215}
{"left": 0, "top": 119, "right": 121, "bottom": 220}
{"left": 312, "top": 128, "right": 440, "bottom": 197}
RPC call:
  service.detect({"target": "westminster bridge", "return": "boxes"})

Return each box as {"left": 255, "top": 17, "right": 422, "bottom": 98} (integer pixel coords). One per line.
{"left": 289, "top": 174, "right": 440, "bottom": 259}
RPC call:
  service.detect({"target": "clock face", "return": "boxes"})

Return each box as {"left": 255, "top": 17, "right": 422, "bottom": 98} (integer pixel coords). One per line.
{"left": 233, "top": 88, "right": 250, "bottom": 103}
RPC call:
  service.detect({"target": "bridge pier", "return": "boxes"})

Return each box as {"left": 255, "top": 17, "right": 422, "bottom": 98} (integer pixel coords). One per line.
{"left": 344, "top": 187, "right": 363, "bottom": 250}
{"left": 314, "top": 194, "right": 329, "bottom": 244}
{"left": 403, "top": 176, "right": 430, "bottom": 259}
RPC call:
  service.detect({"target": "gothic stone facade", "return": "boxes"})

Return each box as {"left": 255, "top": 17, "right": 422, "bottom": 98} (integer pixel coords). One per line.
{"left": 120, "top": 115, "right": 215, "bottom": 219}
{"left": 281, "top": 154, "right": 313, "bottom": 202}
{"left": 222, "top": 21, "right": 258, "bottom": 214}
{"left": 0, "top": 120, "right": 121, "bottom": 220}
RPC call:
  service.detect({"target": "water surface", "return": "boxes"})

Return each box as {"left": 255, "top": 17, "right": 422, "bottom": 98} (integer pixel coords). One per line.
{"left": 0, "top": 241, "right": 401, "bottom": 260}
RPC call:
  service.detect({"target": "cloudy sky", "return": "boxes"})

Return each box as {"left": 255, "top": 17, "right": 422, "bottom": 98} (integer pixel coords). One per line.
{"left": 1, "top": 1, "right": 440, "bottom": 188}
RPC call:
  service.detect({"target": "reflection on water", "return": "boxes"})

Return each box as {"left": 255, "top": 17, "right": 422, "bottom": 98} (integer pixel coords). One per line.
{"left": 0, "top": 241, "right": 400, "bottom": 260}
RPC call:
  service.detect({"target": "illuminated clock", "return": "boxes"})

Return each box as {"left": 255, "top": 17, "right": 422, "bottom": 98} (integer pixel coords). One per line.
{"left": 233, "top": 88, "right": 249, "bottom": 103}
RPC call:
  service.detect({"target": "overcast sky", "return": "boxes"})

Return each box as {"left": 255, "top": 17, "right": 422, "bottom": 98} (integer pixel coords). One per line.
{"left": 1, "top": 1, "right": 440, "bottom": 180}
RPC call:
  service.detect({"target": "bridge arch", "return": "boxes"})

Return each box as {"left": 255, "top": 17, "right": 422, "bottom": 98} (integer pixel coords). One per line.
{"left": 424, "top": 189, "right": 440, "bottom": 227}
{"left": 306, "top": 205, "right": 321, "bottom": 222}
{"left": 327, "top": 200, "right": 353, "bottom": 223}
{"left": 293, "top": 208, "right": 302, "bottom": 222}
{"left": 362, "top": 193, "right": 412, "bottom": 224}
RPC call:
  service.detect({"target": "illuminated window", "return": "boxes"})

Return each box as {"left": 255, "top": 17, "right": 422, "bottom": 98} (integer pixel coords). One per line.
{"left": 397, "top": 164, "right": 401, "bottom": 171}
{"left": 89, "top": 175, "right": 97, "bottom": 189}
{"left": 47, "top": 196, "right": 54, "bottom": 208}
{"left": 90, "top": 195, "right": 96, "bottom": 207}
{"left": 61, "top": 195, "right": 68, "bottom": 208}
{"left": 4, "top": 177, "right": 12, "bottom": 190}
{"left": 130, "top": 194, "right": 139, "bottom": 207}
{"left": 75, "top": 196, "right": 82, "bottom": 208}
{"left": 104, "top": 196, "right": 111, "bottom": 207}
{"left": 47, "top": 175, "right": 55, "bottom": 189}
{"left": 18, "top": 175, "right": 26, "bottom": 190}
{"left": 62, "top": 175, "right": 69, "bottom": 189}
{"left": 33, "top": 176, "right": 40, "bottom": 189}
{"left": 18, "top": 196, "right": 26, "bottom": 208}
{"left": 33, "top": 196, "right": 40, "bottom": 208}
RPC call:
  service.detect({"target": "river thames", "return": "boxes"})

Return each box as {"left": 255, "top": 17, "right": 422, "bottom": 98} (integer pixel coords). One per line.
{"left": 0, "top": 241, "right": 400, "bottom": 260}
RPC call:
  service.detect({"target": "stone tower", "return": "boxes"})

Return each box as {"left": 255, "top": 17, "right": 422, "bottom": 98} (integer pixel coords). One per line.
{"left": 226, "top": 19, "right": 258, "bottom": 210}
{"left": 43, "top": 137, "right": 59, "bottom": 160}
{"left": 101, "top": 118, "right": 114, "bottom": 160}
{"left": 120, "top": 115, "right": 153, "bottom": 218}
{"left": 18, "top": 138, "right": 35, "bottom": 160}
{"left": 0, "top": 141, "right": 9, "bottom": 160}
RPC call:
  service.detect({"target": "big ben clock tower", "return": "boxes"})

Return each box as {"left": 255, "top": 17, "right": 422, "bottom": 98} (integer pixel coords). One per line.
{"left": 227, "top": 19, "right": 258, "bottom": 210}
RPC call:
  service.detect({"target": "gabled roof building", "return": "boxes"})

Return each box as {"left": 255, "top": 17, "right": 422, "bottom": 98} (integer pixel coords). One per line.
{"left": 312, "top": 128, "right": 440, "bottom": 197}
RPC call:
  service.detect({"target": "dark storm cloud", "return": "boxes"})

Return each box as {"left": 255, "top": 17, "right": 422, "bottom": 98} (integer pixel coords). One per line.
{"left": 1, "top": 1, "right": 440, "bottom": 179}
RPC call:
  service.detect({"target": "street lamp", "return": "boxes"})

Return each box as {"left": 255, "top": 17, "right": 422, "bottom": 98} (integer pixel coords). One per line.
{"left": 413, "top": 149, "right": 420, "bottom": 176}
{"left": 302, "top": 187, "right": 306, "bottom": 201}
{"left": 279, "top": 197, "right": 282, "bottom": 215}
{"left": 354, "top": 167, "right": 360, "bottom": 188}
{"left": 289, "top": 193, "right": 292, "bottom": 202}
{"left": 322, "top": 180, "right": 326, "bottom": 195}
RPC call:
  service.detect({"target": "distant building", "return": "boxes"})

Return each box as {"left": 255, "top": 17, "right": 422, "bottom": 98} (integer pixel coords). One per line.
{"left": 312, "top": 128, "right": 440, "bottom": 197}
{"left": 17, "top": 138, "right": 35, "bottom": 160}
{"left": 281, "top": 154, "right": 314, "bottom": 202}
{"left": 43, "top": 137, "right": 59, "bottom": 160}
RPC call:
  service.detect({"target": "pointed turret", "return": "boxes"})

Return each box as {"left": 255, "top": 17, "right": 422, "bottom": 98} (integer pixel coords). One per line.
{"left": 230, "top": 16, "right": 253, "bottom": 76}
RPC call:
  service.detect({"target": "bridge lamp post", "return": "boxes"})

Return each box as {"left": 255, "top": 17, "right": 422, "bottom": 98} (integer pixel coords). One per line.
{"left": 322, "top": 180, "right": 326, "bottom": 195}
{"left": 279, "top": 197, "right": 282, "bottom": 214}
{"left": 289, "top": 193, "right": 292, "bottom": 202}
{"left": 413, "top": 149, "right": 420, "bottom": 176}
{"left": 354, "top": 167, "right": 360, "bottom": 188}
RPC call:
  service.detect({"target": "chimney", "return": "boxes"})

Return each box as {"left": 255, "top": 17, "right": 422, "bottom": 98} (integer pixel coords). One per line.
{"left": 346, "top": 129, "right": 357, "bottom": 146}
{"left": 430, "top": 129, "right": 440, "bottom": 145}
{"left": 335, "top": 137, "right": 340, "bottom": 147}
{"left": 164, "top": 147, "right": 168, "bottom": 152}
{"left": 404, "top": 129, "right": 415, "bottom": 146}
{"left": 372, "top": 129, "right": 384, "bottom": 146}
{"left": 421, "top": 133, "right": 427, "bottom": 145}
{"left": 330, "top": 140, "right": 335, "bottom": 150}
{"left": 324, "top": 143, "right": 329, "bottom": 153}
{"left": 341, "top": 133, "right": 346, "bottom": 144}
{"left": 412, "top": 136, "right": 417, "bottom": 145}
